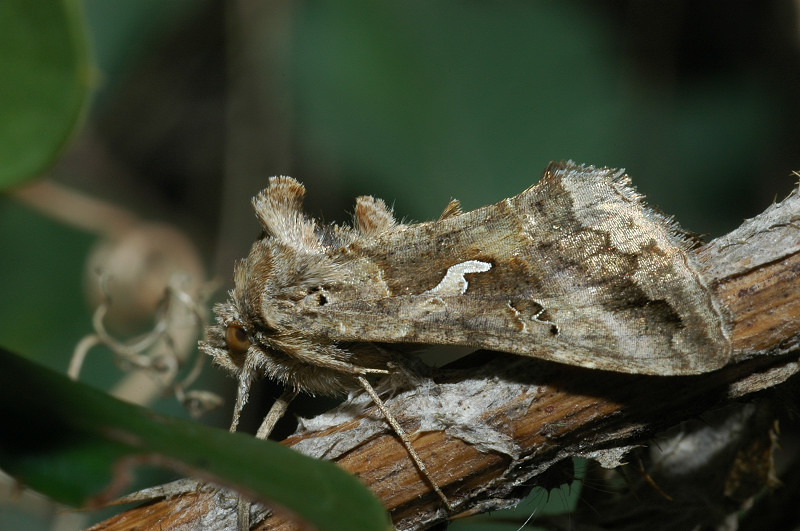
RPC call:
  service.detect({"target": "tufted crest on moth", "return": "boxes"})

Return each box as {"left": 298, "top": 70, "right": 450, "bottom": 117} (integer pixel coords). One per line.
{"left": 252, "top": 176, "right": 322, "bottom": 253}
{"left": 354, "top": 195, "right": 397, "bottom": 236}
{"left": 439, "top": 198, "right": 463, "bottom": 220}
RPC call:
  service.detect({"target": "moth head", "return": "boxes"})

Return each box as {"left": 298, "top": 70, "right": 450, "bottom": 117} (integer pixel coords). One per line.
{"left": 199, "top": 301, "right": 254, "bottom": 374}
{"left": 199, "top": 177, "right": 345, "bottom": 375}
{"left": 199, "top": 300, "right": 282, "bottom": 431}
{"left": 198, "top": 176, "right": 366, "bottom": 406}
{"left": 198, "top": 237, "right": 283, "bottom": 379}
{"left": 200, "top": 286, "right": 357, "bottom": 400}
{"left": 200, "top": 245, "right": 287, "bottom": 374}
{"left": 200, "top": 295, "right": 297, "bottom": 395}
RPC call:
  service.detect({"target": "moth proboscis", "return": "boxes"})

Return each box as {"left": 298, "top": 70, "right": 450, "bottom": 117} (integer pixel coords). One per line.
{"left": 200, "top": 161, "right": 732, "bottom": 515}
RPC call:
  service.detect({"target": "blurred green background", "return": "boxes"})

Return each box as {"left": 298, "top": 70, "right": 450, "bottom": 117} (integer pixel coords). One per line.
{"left": 1, "top": 0, "right": 799, "bottom": 529}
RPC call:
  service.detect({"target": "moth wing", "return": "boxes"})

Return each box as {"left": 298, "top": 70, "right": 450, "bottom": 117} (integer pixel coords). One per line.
{"left": 275, "top": 161, "right": 730, "bottom": 376}
{"left": 290, "top": 290, "right": 726, "bottom": 376}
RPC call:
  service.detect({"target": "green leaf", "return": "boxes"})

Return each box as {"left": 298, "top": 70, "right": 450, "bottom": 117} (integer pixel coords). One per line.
{"left": 0, "top": 0, "right": 91, "bottom": 188}
{"left": 0, "top": 347, "right": 390, "bottom": 531}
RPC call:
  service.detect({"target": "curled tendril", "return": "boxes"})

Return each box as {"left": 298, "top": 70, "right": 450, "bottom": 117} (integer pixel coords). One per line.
{"left": 71, "top": 271, "right": 222, "bottom": 418}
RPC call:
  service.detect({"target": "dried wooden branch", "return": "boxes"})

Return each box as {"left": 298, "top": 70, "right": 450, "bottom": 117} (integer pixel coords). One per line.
{"left": 89, "top": 186, "right": 800, "bottom": 530}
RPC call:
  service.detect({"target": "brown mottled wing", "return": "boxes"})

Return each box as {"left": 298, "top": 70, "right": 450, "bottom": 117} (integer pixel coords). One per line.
{"left": 285, "top": 162, "right": 731, "bottom": 376}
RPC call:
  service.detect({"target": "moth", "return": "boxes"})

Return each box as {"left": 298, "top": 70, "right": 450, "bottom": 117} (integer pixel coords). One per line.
{"left": 200, "top": 161, "right": 731, "bottom": 510}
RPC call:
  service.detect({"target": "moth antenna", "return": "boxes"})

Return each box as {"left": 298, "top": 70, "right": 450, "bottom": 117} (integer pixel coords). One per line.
{"left": 439, "top": 198, "right": 462, "bottom": 220}
{"left": 354, "top": 195, "right": 397, "bottom": 236}
{"left": 252, "top": 176, "right": 321, "bottom": 252}
{"left": 355, "top": 375, "right": 454, "bottom": 512}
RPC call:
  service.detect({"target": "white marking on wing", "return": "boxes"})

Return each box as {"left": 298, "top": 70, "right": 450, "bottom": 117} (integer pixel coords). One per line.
{"left": 424, "top": 260, "right": 492, "bottom": 296}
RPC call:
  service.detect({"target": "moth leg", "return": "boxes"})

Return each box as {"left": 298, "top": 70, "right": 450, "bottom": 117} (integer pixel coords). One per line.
{"left": 355, "top": 374, "right": 454, "bottom": 512}
{"left": 236, "top": 497, "right": 250, "bottom": 531}
{"left": 229, "top": 372, "right": 251, "bottom": 531}
{"left": 236, "top": 389, "right": 299, "bottom": 531}
{"left": 229, "top": 366, "right": 256, "bottom": 433}
{"left": 283, "top": 341, "right": 392, "bottom": 377}
{"left": 256, "top": 388, "right": 299, "bottom": 439}
{"left": 229, "top": 347, "right": 308, "bottom": 434}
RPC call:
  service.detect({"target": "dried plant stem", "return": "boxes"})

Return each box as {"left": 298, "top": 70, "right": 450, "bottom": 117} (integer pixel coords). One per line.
{"left": 12, "top": 179, "right": 138, "bottom": 237}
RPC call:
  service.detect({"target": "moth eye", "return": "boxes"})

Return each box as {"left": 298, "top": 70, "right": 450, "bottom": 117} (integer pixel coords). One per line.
{"left": 225, "top": 322, "right": 252, "bottom": 354}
